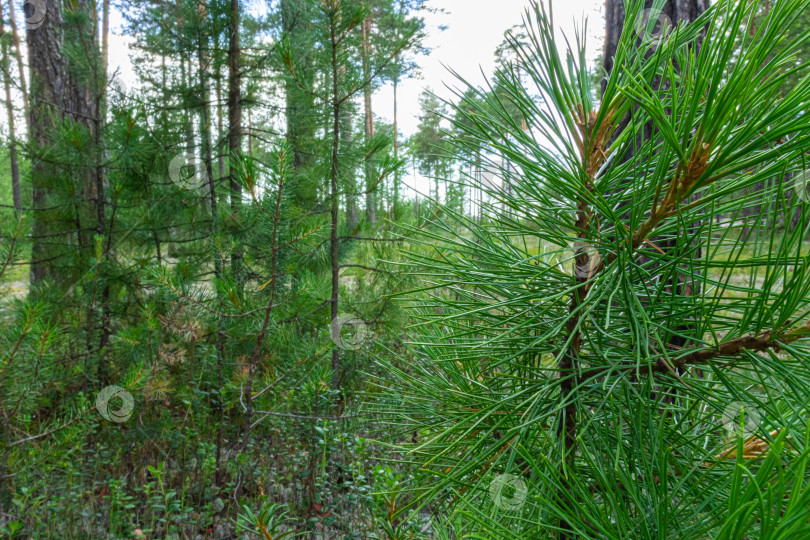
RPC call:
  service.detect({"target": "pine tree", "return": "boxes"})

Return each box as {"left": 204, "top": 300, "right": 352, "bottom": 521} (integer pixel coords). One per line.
{"left": 411, "top": 89, "right": 453, "bottom": 205}
{"left": 382, "top": 1, "right": 810, "bottom": 537}
{"left": 378, "top": 0, "right": 429, "bottom": 217}
{"left": 27, "top": 0, "right": 100, "bottom": 286}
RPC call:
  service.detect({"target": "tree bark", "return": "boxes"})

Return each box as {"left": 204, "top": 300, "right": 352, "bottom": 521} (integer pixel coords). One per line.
{"left": 28, "top": 0, "right": 68, "bottom": 285}
{"left": 554, "top": 1, "right": 707, "bottom": 537}
{"left": 602, "top": 0, "right": 708, "bottom": 94}
{"left": 28, "top": 0, "right": 99, "bottom": 286}
{"left": 601, "top": 0, "right": 708, "bottom": 346}
{"left": 362, "top": 16, "right": 376, "bottom": 224}
{"left": 178, "top": 0, "right": 195, "bottom": 159}
{"left": 228, "top": 0, "right": 243, "bottom": 281}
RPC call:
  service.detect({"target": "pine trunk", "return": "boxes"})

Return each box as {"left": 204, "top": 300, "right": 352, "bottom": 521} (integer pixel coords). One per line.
{"left": 28, "top": 0, "right": 68, "bottom": 285}
{"left": 329, "top": 16, "right": 341, "bottom": 391}
{"left": 228, "top": 0, "right": 243, "bottom": 281}
{"left": 220, "top": 0, "right": 243, "bottom": 481}
{"left": 216, "top": 74, "right": 225, "bottom": 178}
{"left": 362, "top": 17, "right": 375, "bottom": 224}
{"left": 0, "top": 6, "right": 20, "bottom": 215}
{"left": 6, "top": 0, "right": 27, "bottom": 113}
{"left": 392, "top": 69, "right": 399, "bottom": 218}
{"left": 341, "top": 104, "right": 358, "bottom": 231}
{"left": 28, "top": 0, "right": 99, "bottom": 286}
{"left": 603, "top": 0, "right": 707, "bottom": 92}
{"left": 96, "top": 0, "right": 112, "bottom": 381}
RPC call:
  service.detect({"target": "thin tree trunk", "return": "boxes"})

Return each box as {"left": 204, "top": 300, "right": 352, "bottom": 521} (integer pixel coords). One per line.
{"left": 96, "top": 0, "right": 112, "bottom": 382}
{"left": 740, "top": 1, "right": 770, "bottom": 221}
{"left": 248, "top": 106, "right": 253, "bottom": 154}
{"left": 228, "top": 0, "right": 243, "bottom": 282}
{"left": 5, "top": 0, "right": 27, "bottom": 113}
{"left": 240, "top": 162, "right": 284, "bottom": 453}
{"left": 210, "top": 28, "right": 228, "bottom": 489}
{"left": 160, "top": 54, "right": 167, "bottom": 125}
{"left": 101, "top": 0, "right": 109, "bottom": 79}
{"left": 341, "top": 104, "right": 358, "bottom": 231}
{"left": 196, "top": 7, "right": 223, "bottom": 475}
{"left": 216, "top": 72, "right": 225, "bottom": 178}
{"left": 392, "top": 65, "right": 399, "bottom": 218}
{"left": 362, "top": 16, "right": 376, "bottom": 224}
{"left": 413, "top": 157, "right": 419, "bottom": 220}
{"left": 604, "top": 0, "right": 707, "bottom": 355}
{"left": 177, "top": 0, "right": 194, "bottom": 155}
{"left": 329, "top": 12, "right": 341, "bottom": 392}
{"left": 0, "top": 7, "right": 20, "bottom": 215}
{"left": 196, "top": 15, "right": 226, "bottom": 482}
{"left": 179, "top": 1, "right": 195, "bottom": 160}
{"left": 475, "top": 149, "right": 482, "bottom": 223}
{"left": 212, "top": 10, "right": 224, "bottom": 180}
{"left": 391, "top": 0, "right": 406, "bottom": 218}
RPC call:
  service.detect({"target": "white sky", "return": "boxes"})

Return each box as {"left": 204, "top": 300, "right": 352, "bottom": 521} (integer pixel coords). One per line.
{"left": 378, "top": 0, "right": 604, "bottom": 136}
{"left": 379, "top": 0, "right": 604, "bottom": 196}
{"left": 104, "top": 0, "right": 607, "bottom": 197}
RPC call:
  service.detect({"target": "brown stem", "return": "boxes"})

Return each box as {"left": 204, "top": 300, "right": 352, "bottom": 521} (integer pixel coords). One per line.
{"left": 329, "top": 8, "right": 341, "bottom": 393}
{"left": 240, "top": 150, "right": 286, "bottom": 452}
{"left": 580, "top": 324, "right": 809, "bottom": 382}
{"left": 228, "top": 0, "right": 243, "bottom": 283}
{"left": 557, "top": 105, "right": 613, "bottom": 538}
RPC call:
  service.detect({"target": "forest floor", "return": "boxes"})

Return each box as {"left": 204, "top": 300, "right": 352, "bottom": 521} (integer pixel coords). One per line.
{"left": 0, "top": 280, "right": 26, "bottom": 299}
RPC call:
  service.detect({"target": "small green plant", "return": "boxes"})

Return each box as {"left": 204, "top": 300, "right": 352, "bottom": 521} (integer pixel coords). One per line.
{"left": 369, "top": 465, "right": 426, "bottom": 540}
{"left": 0, "top": 520, "right": 23, "bottom": 539}
{"left": 234, "top": 501, "right": 295, "bottom": 539}
{"left": 140, "top": 462, "right": 185, "bottom": 536}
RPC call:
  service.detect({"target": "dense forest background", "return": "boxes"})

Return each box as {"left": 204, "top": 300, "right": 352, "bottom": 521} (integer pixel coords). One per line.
{"left": 2, "top": 0, "right": 810, "bottom": 538}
